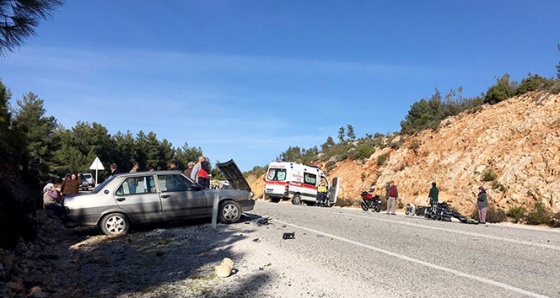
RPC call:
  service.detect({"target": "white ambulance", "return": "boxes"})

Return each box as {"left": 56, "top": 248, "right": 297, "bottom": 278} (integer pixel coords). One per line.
{"left": 264, "top": 162, "right": 340, "bottom": 206}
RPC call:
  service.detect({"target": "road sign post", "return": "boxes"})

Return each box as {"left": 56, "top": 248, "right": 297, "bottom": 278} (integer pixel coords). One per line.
{"left": 89, "top": 156, "right": 105, "bottom": 187}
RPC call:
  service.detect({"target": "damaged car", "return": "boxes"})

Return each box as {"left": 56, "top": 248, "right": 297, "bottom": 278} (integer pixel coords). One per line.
{"left": 61, "top": 159, "right": 254, "bottom": 235}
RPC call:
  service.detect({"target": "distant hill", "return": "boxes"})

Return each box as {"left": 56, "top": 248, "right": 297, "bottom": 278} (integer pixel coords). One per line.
{"left": 248, "top": 90, "right": 560, "bottom": 215}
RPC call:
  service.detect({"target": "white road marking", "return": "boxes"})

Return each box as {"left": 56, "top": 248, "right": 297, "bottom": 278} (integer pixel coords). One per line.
{"left": 321, "top": 209, "right": 560, "bottom": 252}
{"left": 275, "top": 219, "right": 550, "bottom": 298}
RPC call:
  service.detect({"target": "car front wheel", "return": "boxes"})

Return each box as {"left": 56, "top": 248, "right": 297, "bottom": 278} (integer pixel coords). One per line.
{"left": 100, "top": 213, "right": 130, "bottom": 235}
{"left": 219, "top": 201, "right": 242, "bottom": 224}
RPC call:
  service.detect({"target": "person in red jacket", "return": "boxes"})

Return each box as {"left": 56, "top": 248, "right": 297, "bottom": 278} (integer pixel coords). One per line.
{"left": 386, "top": 181, "right": 399, "bottom": 215}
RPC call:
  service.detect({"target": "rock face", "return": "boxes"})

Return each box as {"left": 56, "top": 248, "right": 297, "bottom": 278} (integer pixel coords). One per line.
{"left": 249, "top": 91, "right": 560, "bottom": 215}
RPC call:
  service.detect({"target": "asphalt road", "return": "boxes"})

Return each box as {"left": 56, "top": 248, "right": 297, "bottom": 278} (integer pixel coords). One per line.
{"left": 252, "top": 200, "right": 560, "bottom": 298}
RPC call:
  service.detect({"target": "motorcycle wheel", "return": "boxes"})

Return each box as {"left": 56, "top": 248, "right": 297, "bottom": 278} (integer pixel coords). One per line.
{"left": 361, "top": 202, "right": 369, "bottom": 211}
{"left": 374, "top": 205, "right": 381, "bottom": 212}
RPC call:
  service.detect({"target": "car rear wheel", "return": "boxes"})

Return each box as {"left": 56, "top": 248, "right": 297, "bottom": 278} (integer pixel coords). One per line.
{"left": 100, "top": 213, "right": 130, "bottom": 235}
{"left": 291, "top": 194, "right": 301, "bottom": 205}
{"left": 219, "top": 200, "right": 241, "bottom": 224}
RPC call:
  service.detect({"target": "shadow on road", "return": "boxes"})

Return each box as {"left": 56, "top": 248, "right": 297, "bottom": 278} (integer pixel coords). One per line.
{"left": 58, "top": 213, "right": 270, "bottom": 297}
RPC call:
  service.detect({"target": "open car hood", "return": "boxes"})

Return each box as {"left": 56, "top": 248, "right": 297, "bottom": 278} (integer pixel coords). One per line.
{"left": 216, "top": 159, "right": 252, "bottom": 192}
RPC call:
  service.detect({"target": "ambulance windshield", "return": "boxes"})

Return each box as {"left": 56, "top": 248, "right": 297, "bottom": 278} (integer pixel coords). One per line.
{"left": 266, "top": 168, "right": 286, "bottom": 181}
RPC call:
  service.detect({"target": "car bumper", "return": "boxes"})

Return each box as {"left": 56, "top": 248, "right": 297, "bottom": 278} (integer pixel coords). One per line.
{"left": 239, "top": 199, "right": 255, "bottom": 212}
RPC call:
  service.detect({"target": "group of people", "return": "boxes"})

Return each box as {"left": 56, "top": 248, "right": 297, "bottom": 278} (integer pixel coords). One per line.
{"left": 182, "top": 156, "right": 211, "bottom": 189}
{"left": 425, "top": 181, "right": 488, "bottom": 224}
{"left": 42, "top": 172, "right": 83, "bottom": 217}
{"left": 122, "top": 156, "right": 212, "bottom": 189}
{"left": 384, "top": 180, "right": 488, "bottom": 224}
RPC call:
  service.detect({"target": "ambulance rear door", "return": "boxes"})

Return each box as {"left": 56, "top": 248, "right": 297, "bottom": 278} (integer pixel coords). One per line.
{"left": 326, "top": 177, "right": 340, "bottom": 207}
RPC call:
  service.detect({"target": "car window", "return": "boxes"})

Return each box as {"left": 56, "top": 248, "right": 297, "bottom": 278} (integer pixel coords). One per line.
{"left": 304, "top": 173, "right": 317, "bottom": 186}
{"left": 158, "top": 174, "right": 192, "bottom": 192}
{"left": 116, "top": 175, "right": 156, "bottom": 195}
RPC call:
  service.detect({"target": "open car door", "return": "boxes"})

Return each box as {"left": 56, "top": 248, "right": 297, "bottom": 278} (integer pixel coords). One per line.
{"left": 216, "top": 159, "right": 252, "bottom": 192}
{"left": 326, "top": 177, "right": 340, "bottom": 207}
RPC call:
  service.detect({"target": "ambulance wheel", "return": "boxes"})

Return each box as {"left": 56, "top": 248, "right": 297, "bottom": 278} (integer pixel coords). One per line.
{"left": 292, "top": 194, "right": 301, "bottom": 205}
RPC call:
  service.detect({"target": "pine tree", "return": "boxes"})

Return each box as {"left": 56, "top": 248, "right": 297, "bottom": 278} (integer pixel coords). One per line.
{"left": 0, "top": 0, "right": 63, "bottom": 56}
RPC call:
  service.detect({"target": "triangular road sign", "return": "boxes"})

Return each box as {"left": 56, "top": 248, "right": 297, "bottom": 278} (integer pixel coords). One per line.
{"left": 89, "top": 156, "right": 105, "bottom": 170}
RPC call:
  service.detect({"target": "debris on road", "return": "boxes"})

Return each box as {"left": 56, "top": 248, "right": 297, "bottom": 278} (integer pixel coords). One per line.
{"left": 215, "top": 257, "right": 234, "bottom": 278}
{"left": 282, "top": 232, "right": 295, "bottom": 240}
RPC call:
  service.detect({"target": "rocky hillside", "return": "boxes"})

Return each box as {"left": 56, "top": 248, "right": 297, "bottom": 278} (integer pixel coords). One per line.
{"left": 247, "top": 91, "right": 560, "bottom": 215}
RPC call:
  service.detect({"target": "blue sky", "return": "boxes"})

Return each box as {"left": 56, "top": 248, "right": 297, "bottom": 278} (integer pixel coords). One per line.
{"left": 1, "top": 0, "right": 559, "bottom": 171}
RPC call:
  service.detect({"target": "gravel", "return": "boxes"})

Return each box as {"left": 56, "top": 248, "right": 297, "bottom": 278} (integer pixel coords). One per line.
{"left": 1, "top": 209, "right": 389, "bottom": 298}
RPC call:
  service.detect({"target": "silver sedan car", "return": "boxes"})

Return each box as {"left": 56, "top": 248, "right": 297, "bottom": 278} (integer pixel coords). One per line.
{"left": 62, "top": 160, "right": 254, "bottom": 235}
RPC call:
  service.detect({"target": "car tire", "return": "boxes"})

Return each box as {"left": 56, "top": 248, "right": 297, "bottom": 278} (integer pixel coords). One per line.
{"left": 291, "top": 194, "right": 301, "bottom": 205}
{"left": 219, "top": 200, "right": 242, "bottom": 224}
{"left": 100, "top": 213, "right": 130, "bottom": 235}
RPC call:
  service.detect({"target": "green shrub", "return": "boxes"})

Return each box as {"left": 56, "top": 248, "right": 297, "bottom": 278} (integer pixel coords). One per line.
{"left": 470, "top": 209, "right": 478, "bottom": 221}
{"left": 550, "top": 212, "right": 560, "bottom": 228}
{"left": 352, "top": 144, "right": 375, "bottom": 160}
{"left": 482, "top": 169, "right": 497, "bottom": 182}
{"left": 335, "top": 196, "right": 355, "bottom": 208}
{"left": 526, "top": 202, "right": 552, "bottom": 225}
{"left": 390, "top": 139, "right": 403, "bottom": 150}
{"left": 551, "top": 81, "right": 560, "bottom": 95}
{"left": 471, "top": 206, "right": 506, "bottom": 223}
{"left": 517, "top": 73, "right": 550, "bottom": 95}
{"left": 487, "top": 207, "right": 507, "bottom": 223}
{"left": 377, "top": 154, "right": 387, "bottom": 165}
{"left": 506, "top": 206, "right": 527, "bottom": 223}
{"left": 484, "top": 73, "right": 517, "bottom": 104}
{"left": 409, "top": 139, "right": 421, "bottom": 150}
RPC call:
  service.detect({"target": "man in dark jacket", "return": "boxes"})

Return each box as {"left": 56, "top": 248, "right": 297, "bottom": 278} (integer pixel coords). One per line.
{"left": 477, "top": 186, "right": 488, "bottom": 224}
{"left": 61, "top": 172, "right": 81, "bottom": 196}
{"left": 428, "top": 182, "right": 439, "bottom": 207}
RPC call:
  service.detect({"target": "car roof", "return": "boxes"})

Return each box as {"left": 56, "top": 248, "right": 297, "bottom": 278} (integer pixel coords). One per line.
{"left": 112, "top": 170, "right": 185, "bottom": 178}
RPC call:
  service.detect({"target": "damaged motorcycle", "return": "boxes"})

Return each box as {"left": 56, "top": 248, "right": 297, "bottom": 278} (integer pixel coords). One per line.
{"left": 360, "top": 191, "right": 382, "bottom": 212}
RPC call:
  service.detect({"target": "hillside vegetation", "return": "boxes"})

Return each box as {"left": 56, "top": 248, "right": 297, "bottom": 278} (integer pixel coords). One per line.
{"left": 246, "top": 75, "right": 560, "bottom": 226}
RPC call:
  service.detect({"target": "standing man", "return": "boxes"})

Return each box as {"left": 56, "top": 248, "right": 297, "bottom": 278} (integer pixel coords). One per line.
{"left": 190, "top": 156, "right": 204, "bottom": 181}
{"left": 109, "top": 163, "right": 119, "bottom": 177}
{"left": 477, "top": 186, "right": 488, "bottom": 224}
{"left": 169, "top": 160, "right": 181, "bottom": 171}
{"left": 183, "top": 161, "right": 195, "bottom": 178}
{"left": 428, "top": 182, "right": 439, "bottom": 208}
{"left": 386, "top": 181, "right": 398, "bottom": 215}
{"left": 61, "top": 172, "right": 82, "bottom": 196}
{"left": 129, "top": 162, "right": 139, "bottom": 194}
